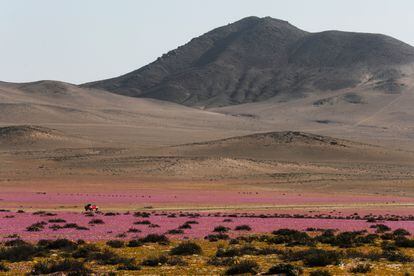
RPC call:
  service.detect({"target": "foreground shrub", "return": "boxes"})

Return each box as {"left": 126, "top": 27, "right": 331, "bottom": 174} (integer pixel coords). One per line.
{"left": 207, "top": 257, "right": 236, "bottom": 266}
{"left": 383, "top": 249, "right": 412, "bottom": 263}
{"left": 106, "top": 240, "right": 124, "bottom": 248}
{"left": 393, "top": 228, "right": 410, "bottom": 237}
{"left": 88, "top": 218, "right": 105, "bottom": 224}
{"left": 0, "top": 262, "right": 9, "bottom": 272}
{"left": 38, "top": 239, "right": 77, "bottom": 250}
{"left": 166, "top": 229, "right": 184, "bottom": 235}
{"left": 127, "top": 239, "right": 143, "bottom": 247}
{"left": 31, "top": 258, "right": 91, "bottom": 275}
{"left": 349, "top": 263, "right": 372, "bottom": 273}
{"left": 205, "top": 233, "right": 230, "bottom": 241}
{"left": 234, "top": 225, "right": 252, "bottom": 231}
{"left": 282, "top": 248, "right": 341, "bottom": 267}
{"left": 264, "top": 263, "right": 303, "bottom": 275}
{"left": 0, "top": 244, "right": 39, "bottom": 262}
{"left": 88, "top": 249, "right": 133, "bottom": 265}
{"left": 117, "top": 261, "right": 141, "bottom": 271}
{"left": 225, "top": 260, "right": 259, "bottom": 275}
{"left": 213, "top": 225, "right": 230, "bottom": 233}
{"left": 309, "top": 269, "right": 332, "bottom": 276}
{"left": 4, "top": 239, "right": 29, "bottom": 247}
{"left": 141, "top": 255, "right": 168, "bottom": 266}
{"left": 139, "top": 234, "right": 169, "bottom": 244}
{"left": 395, "top": 237, "right": 414, "bottom": 248}
{"left": 72, "top": 244, "right": 101, "bottom": 259}
{"left": 26, "top": 222, "right": 46, "bottom": 232}
{"left": 170, "top": 242, "right": 202, "bottom": 256}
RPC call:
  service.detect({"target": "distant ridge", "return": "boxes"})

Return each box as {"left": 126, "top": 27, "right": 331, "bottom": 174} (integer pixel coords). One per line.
{"left": 83, "top": 16, "right": 414, "bottom": 107}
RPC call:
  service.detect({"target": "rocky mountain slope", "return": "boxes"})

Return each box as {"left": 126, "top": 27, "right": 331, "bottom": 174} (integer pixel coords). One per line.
{"left": 83, "top": 16, "right": 414, "bottom": 107}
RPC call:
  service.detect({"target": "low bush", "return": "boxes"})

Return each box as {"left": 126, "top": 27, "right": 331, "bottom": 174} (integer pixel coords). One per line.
{"left": 38, "top": 239, "right": 78, "bottom": 250}
{"left": 170, "top": 241, "right": 202, "bottom": 256}
{"left": 106, "top": 240, "right": 124, "bottom": 248}
{"left": 139, "top": 234, "right": 169, "bottom": 244}
{"left": 178, "top": 223, "right": 192, "bottom": 229}
{"left": 127, "top": 239, "right": 143, "bottom": 247}
{"left": 141, "top": 255, "right": 168, "bottom": 266}
{"left": 213, "top": 225, "right": 230, "bottom": 233}
{"left": 0, "top": 244, "right": 40, "bottom": 262}
{"left": 225, "top": 260, "right": 259, "bottom": 275}
{"left": 0, "top": 262, "right": 9, "bottom": 272}
{"left": 349, "top": 263, "right": 372, "bottom": 273}
{"left": 205, "top": 233, "right": 230, "bottom": 242}
{"left": 88, "top": 219, "right": 105, "bottom": 224}
{"left": 264, "top": 263, "right": 303, "bottom": 276}
{"left": 30, "top": 258, "right": 91, "bottom": 275}
{"left": 26, "top": 222, "right": 47, "bottom": 232}
{"left": 393, "top": 228, "right": 410, "bottom": 237}
{"left": 383, "top": 249, "right": 412, "bottom": 263}
{"left": 48, "top": 218, "right": 66, "bottom": 223}
{"left": 167, "top": 229, "right": 184, "bottom": 235}
{"left": 89, "top": 249, "right": 133, "bottom": 265}
{"left": 127, "top": 228, "right": 141, "bottom": 233}
{"left": 309, "top": 269, "right": 332, "bottom": 276}
{"left": 395, "top": 237, "right": 414, "bottom": 248}
{"left": 117, "top": 261, "right": 141, "bottom": 271}
{"left": 134, "top": 220, "right": 151, "bottom": 225}
{"left": 234, "top": 225, "right": 252, "bottom": 231}
{"left": 282, "top": 248, "right": 341, "bottom": 267}
{"left": 207, "top": 257, "right": 236, "bottom": 266}
{"left": 72, "top": 244, "right": 101, "bottom": 259}
{"left": 4, "top": 239, "right": 28, "bottom": 247}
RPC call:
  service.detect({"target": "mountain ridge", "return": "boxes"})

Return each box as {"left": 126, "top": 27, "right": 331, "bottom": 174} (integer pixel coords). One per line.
{"left": 82, "top": 16, "right": 414, "bottom": 107}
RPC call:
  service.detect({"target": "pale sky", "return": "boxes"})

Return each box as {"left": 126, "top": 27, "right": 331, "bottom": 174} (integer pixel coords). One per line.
{"left": 1, "top": 0, "right": 413, "bottom": 84}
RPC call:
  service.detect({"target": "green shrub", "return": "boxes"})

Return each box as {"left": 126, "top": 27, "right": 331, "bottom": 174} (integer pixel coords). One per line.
{"left": 349, "top": 263, "right": 372, "bottom": 273}
{"left": 282, "top": 248, "right": 341, "bottom": 267}
{"left": 309, "top": 269, "right": 332, "bottom": 276}
{"left": 205, "top": 233, "right": 230, "bottom": 241}
{"left": 393, "top": 228, "right": 410, "bottom": 237}
{"left": 170, "top": 242, "right": 202, "bottom": 256}
{"left": 139, "top": 234, "right": 169, "bottom": 244}
{"left": 225, "top": 260, "right": 259, "bottom": 275}
{"left": 106, "top": 240, "right": 124, "bottom": 248}
{"left": 30, "top": 258, "right": 91, "bottom": 275}
{"left": 234, "top": 224, "right": 252, "bottom": 231}
{"left": 0, "top": 262, "right": 9, "bottom": 272}
{"left": 72, "top": 244, "right": 101, "bottom": 259}
{"left": 207, "top": 257, "right": 236, "bottom": 266}
{"left": 213, "top": 225, "right": 230, "bottom": 233}
{"left": 167, "top": 229, "right": 184, "bottom": 235}
{"left": 127, "top": 239, "right": 143, "bottom": 247}
{"left": 38, "top": 239, "right": 77, "bottom": 250}
{"left": 88, "top": 249, "right": 132, "bottom": 265}
{"left": 264, "top": 263, "right": 303, "bottom": 275}
{"left": 141, "top": 255, "right": 168, "bottom": 266}
{"left": 0, "top": 244, "right": 39, "bottom": 262}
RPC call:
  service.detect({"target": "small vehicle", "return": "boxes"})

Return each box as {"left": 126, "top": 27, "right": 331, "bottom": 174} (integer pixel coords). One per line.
{"left": 84, "top": 203, "right": 99, "bottom": 212}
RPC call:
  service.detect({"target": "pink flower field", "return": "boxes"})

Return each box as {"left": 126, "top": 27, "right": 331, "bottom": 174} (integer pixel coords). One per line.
{"left": 1, "top": 210, "right": 414, "bottom": 241}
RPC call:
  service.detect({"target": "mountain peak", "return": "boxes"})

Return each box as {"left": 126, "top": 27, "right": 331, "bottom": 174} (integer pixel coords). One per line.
{"left": 83, "top": 17, "right": 414, "bottom": 107}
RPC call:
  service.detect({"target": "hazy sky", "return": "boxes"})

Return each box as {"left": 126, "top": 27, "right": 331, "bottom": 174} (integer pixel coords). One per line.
{"left": 1, "top": 0, "right": 413, "bottom": 84}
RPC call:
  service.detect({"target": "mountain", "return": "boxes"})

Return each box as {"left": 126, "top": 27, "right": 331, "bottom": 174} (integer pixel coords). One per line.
{"left": 83, "top": 16, "right": 414, "bottom": 107}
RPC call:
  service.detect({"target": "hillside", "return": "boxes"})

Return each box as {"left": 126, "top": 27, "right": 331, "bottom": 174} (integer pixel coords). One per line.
{"left": 0, "top": 125, "right": 92, "bottom": 149}
{"left": 83, "top": 16, "right": 414, "bottom": 107}
{"left": 169, "top": 131, "right": 414, "bottom": 163}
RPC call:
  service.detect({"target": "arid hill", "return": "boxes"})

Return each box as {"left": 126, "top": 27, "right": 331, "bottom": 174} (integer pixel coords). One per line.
{"left": 0, "top": 125, "right": 93, "bottom": 149}
{"left": 83, "top": 16, "right": 414, "bottom": 107}
{"left": 169, "top": 131, "right": 414, "bottom": 163}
